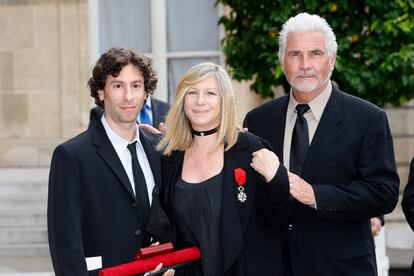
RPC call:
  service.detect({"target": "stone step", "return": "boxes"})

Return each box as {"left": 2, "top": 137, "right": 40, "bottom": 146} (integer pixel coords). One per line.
{"left": 0, "top": 169, "right": 49, "bottom": 184}
{"left": 0, "top": 192, "right": 47, "bottom": 201}
{"left": 0, "top": 244, "right": 50, "bottom": 257}
{"left": 385, "top": 195, "right": 406, "bottom": 223}
{"left": 0, "top": 169, "right": 50, "bottom": 259}
{"left": 0, "top": 228, "right": 47, "bottom": 245}
{"left": 385, "top": 221, "right": 414, "bottom": 268}
{"left": 0, "top": 183, "right": 48, "bottom": 197}
{"left": 0, "top": 273, "right": 54, "bottom": 276}
{"left": 0, "top": 255, "right": 53, "bottom": 273}
{"left": 0, "top": 213, "right": 46, "bottom": 228}
{"left": 381, "top": 193, "right": 413, "bottom": 269}
{"left": 0, "top": 169, "right": 48, "bottom": 217}
{"left": 0, "top": 199, "right": 46, "bottom": 213}
{"left": 388, "top": 247, "right": 414, "bottom": 269}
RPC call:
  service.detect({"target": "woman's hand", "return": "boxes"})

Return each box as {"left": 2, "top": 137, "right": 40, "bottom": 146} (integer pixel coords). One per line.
{"left": 162, "top": 268, "right": 175, "bottom": 276}
{"left": 146, "top": 263, "right": 175, "bottom": 276}
{"left": 251, "top": 149, "right": 280, "bottom": 182}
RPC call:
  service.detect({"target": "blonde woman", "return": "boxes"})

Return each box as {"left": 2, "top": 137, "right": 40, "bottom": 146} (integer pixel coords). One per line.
{"left": 155, "top": 63, "right": 290, "bottom": 275}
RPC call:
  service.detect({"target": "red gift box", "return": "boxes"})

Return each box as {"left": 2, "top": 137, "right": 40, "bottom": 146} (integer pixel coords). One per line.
{"left": 133, "top": 242, "right": 174, "bottom": 260}
{"left": 99, "top": 247, "right": 200, "bottom": 276}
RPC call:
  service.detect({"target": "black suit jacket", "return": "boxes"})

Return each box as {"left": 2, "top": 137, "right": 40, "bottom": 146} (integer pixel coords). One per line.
{"left": 244, "top": 86, "right": 399, "bottom": 276}
{"left": 159, "top": 132, "right": 290, "bottom": 275}
{"left": 47, "top": 122, "right": 161, "bottom": 276}
{"left": 151, "top": 97, "right": 170, "bottom": 128}
{"left": 402, "top": 157, "right": 414, "bottom": 275}
{"left": 88, "top": 97, "right": 170, "bottom": 129}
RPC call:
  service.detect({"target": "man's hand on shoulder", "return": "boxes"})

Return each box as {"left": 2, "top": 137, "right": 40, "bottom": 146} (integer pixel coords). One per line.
{"left": 139, "top": 123, "right": 162, "bottom": 135}
{"left": 288, "top": 172, "right": 316, "bottom": 208}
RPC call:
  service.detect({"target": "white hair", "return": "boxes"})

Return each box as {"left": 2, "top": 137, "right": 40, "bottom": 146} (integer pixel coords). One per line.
{"left": 278, "top": 13, "right": 337, "bottom": 63}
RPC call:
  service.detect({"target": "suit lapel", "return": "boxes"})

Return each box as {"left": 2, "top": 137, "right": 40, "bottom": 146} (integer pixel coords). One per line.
{"left": 303, "top": 89, "right": 342, "bottom": 182}
{"left": 92, "top": 123, "right": 135, "bottom": 200}
{"left": 266, "top": 97, "right": 289, "bottom": 161}
{"left": 139, "top": 130, "right": 161, "bottom": 188}
{"left": 151, "top": 97, "right": 159, "bottom": 128}
{"left": 221, "top": 145, "right": 254, "bottom": 271}
{"left": 151, "top": 98, "right": 162, "bottom": 129}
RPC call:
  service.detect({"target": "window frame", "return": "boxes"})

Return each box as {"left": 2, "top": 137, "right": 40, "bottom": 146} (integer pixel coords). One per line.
{"left": 87, "top": 0, "right": 224, "bottom": 103}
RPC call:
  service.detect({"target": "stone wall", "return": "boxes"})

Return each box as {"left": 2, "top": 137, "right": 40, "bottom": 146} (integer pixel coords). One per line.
{"left": 387, "top": 102, "right": 414, "bottom": 188}
{"left": 0, "top": 0, "right": 90, "bottom": 167}
{"left": 385, "top": 101, "right": 414, "bottom": 225}
{"left": 384, "top": 101, "right": 414, "bottom": 267}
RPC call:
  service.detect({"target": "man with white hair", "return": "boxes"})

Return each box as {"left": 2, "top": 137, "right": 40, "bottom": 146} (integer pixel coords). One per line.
{"left": 244, "top": 13, "right": 399, "bottom": 275}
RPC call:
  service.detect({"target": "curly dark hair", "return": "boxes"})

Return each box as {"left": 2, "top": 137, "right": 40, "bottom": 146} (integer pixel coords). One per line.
{"left": 88, "top": 47, "right": 158, "bottom": 108}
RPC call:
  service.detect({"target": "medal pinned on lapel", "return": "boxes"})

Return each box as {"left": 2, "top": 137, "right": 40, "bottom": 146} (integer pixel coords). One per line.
{"left": 234, "top": 168, "right": 247, "bottom": 203}
{"left": 237, "top": 187, "right": 247, "bottom": 202}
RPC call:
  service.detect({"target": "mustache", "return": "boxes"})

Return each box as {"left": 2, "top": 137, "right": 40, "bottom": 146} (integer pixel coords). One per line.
{"left": 294, "top": 71, "right": 317, "bottom": 78}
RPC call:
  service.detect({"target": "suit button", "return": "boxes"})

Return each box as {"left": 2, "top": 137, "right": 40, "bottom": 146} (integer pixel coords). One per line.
{"left": 132, "top": 202, "right": 136, "bottom": 208}
{"left": 135, "top": 229, "right": 141, "bottom": 236}
{"left": 288, "top": 224, "right": 293, "bottom": 231}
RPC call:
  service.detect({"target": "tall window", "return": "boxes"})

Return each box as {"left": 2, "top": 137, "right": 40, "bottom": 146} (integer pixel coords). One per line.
{"left": 99, "top": 0, "right": 152, "bottom": 53}
{"left": 91, "top": 0, "right": 222, "bottom": 102}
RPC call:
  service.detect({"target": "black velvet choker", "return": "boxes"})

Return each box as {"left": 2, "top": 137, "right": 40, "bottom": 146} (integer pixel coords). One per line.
{"left": 191, "top": 127, "right": 218, "bottom": 136}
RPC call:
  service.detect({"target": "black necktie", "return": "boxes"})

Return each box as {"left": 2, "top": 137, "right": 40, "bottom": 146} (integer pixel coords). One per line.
{"left": 127, "top": 142, "right": 150, "bottom": 225}
{"left": 290, "top": 104, "right": 310, "bottom": 175}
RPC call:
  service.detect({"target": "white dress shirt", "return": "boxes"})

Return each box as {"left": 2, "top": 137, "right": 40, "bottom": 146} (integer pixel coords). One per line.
{"left": 283, "top": 81, "right": 333, "bottom": 171}
{"left": 101, "top": 115, "right": 155, "bottom": 204}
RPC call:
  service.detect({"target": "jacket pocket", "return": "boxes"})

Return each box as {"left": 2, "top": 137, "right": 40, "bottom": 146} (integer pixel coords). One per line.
{"left": 334, "top": 239, "right": 372, "bottom": 261}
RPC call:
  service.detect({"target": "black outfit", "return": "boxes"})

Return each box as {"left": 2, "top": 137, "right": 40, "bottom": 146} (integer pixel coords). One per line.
{"left": 174, "top": 172, "right": 223, "bottom": 276}
{"left": 158, "top": 132, "right": 290, "bottom": 276}
{"left": 244, "top": 85, "right": 399, "bottom": 276}
{"left": 48, "top": 121, "right": 161, "bottom": 276}
{"left": 402, "top": 156, "right": 414, "bottom": 276}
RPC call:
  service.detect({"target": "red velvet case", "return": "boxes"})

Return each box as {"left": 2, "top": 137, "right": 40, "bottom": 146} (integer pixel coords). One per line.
{"left": 99, "top": 247, "right": 200, "bottom": 276}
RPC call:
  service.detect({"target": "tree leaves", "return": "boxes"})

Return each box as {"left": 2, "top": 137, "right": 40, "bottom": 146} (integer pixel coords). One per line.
{"left": 216, "top": 0, "right": 414, "bottom": 106}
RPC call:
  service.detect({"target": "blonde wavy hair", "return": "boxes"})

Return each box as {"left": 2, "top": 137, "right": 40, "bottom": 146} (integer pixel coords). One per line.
{"left": 157, "top": 62, "right": 239, "bottom": 156}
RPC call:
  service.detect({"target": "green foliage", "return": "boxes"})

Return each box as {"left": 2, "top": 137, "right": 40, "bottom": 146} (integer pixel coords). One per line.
{"left": 216, "top": 0, "right": 414, "bottom": 106}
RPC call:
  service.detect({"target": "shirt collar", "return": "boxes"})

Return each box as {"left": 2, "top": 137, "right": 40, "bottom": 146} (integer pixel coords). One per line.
{"left": 101, "top": 115, "right": 140, "bottom": 156}
{"left": 287, "top": 80, "right": 332, "bottom": 122}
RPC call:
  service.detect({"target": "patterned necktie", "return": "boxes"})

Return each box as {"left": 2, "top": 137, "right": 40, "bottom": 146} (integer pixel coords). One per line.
{"left": 127, "top": 142, "right": 150, "bottom": 225}
{"left": 140, "top": 104, "right": 152, "bottom": 125}
{"left": 290, "top": 104, "right": 310, "bottom": 175}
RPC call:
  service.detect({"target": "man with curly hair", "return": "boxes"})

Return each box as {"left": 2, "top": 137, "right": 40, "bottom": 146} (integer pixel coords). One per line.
{"left": 47, "top": 47, "right": 165, "bottom": 275}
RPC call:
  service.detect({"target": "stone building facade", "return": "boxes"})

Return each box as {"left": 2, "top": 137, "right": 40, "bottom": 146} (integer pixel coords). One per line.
{"left": 0, "top": 0, "right": 90, "bottom": 167}
{"left": 0, "top": 0, "right": 413, "bottom": 269}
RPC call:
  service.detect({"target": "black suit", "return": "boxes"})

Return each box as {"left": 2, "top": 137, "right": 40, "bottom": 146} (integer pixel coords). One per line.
{"left": 244, "top": 86, "right": 399, "bottom": 276}
{"left": 150, "top": 97, "right": 170, "bottom": 128}
{"left": 402, "top": 157, "right": 414, "bottom": 275}
{"left": 47, "top": 121, "right": 161, "bottom": 276}
{"left": 88, "top": 97, "right": 170, "bottom": 129}
{"left": 159, "top": 132, "right": 290, "bottom": 275}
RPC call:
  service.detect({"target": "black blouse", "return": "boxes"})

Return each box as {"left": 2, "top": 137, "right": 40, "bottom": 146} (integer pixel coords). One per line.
{"left": 173, "top": 171, "right": 223, "bottom": 276}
